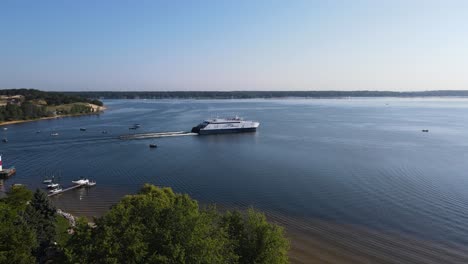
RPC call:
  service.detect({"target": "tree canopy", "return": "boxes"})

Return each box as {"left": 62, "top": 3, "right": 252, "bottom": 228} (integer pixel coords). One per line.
{"left": 65, "top": 184, "right": 290, "bottom": 264}
{"left": 0, "top": 184, "right": 290, "bottom": 264}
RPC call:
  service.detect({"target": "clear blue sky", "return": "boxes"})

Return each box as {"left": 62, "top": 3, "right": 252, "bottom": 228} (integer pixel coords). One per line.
{"left": 1, "top": 0, "right": 468, "bottom": 91}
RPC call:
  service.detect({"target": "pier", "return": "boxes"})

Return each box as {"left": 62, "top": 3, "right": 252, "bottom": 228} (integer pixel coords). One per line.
{"left": 119, "top": 131, "right": 198, "bottom": 140}
{"left": 48, "top": 183, "right": 90, "bottom": 197}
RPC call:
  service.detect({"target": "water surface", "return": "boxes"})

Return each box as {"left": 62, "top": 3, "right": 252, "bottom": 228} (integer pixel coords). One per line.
{"left": 2, "top": 98, "right": 468, "bottom": 263}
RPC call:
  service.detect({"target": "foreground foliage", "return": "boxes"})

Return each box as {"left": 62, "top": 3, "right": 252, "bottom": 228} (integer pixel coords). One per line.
{"left": 0, "top": 184, "right": 290, "bottom": 264}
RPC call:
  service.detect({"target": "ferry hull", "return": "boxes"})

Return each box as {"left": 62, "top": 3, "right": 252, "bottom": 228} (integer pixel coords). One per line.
{"left": 198, "top": 127, "right": 257, "bottom": 135}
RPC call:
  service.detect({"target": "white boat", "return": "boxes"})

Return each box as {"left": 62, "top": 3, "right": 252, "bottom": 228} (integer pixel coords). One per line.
{"left": 72, "top": 178, "right": 89, "bottom": 185}
{"left": 50, "top": 132, "right": 59, "bottom": 136}
{"left": 86, "top": 181, "right": 96, "bottom": 186}
{"left": 49, "top": 187, "right": 62, "bottom": 194}
{"left": 47, "top": 183, "right": 59, "bottom": 189}
{"left": 191, "top": 116, "right": 260, "bottom": 135}
{"left": 43, "top": 179, "right": 53, "bottom": 184}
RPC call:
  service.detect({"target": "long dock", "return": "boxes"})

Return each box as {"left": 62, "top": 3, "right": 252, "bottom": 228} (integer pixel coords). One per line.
{"left": 119, "top": 131, "right": 198, "bottom": 140}
{"left": 48, "top": 184, "right": 88, "bottom": 197}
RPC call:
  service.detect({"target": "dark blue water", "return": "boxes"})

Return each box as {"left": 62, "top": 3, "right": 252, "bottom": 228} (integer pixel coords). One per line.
{"left": 2, "top": 98, "right": 468, "bottom": 261}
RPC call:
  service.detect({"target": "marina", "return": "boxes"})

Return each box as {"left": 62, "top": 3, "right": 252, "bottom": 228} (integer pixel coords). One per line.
{"left": 47, "top": 180, "right": 96, "bottom": 197}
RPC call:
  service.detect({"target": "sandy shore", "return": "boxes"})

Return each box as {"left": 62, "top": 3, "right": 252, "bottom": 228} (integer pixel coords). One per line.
{"left": 283, "top": 218, "right": 468, "bottom": 264}
{"left": 0, "top": 104, "right": 106, "bottom": 127}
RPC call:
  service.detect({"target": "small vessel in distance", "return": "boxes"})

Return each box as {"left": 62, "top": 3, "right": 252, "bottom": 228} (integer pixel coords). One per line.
{"left": 50, "top": 132, "right": 59, "bottom": 136}
{"left": 2, "top": 138, "right": 7, "bottom": 143}
{"left": 422, "top": 129, "right": 429, "bottom": 132}
{"left": 80, "top": 128, "right": 87, "bottom": 131}
{"left": 149, "top": 144, "right": 157, "bottom": 148}
{"left": 191, "top": 116, "right": 260, "bottom": 135}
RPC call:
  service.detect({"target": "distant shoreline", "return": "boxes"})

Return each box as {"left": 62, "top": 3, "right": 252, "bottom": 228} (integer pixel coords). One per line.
{"left": 0, "top": 105, "right": 106, "bottom": 127}
{"left": 64, "top": 90, "right": 468, "bottom": 100}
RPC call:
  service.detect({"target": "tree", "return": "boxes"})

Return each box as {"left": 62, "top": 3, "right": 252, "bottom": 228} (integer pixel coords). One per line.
{"left": 222, "top": 209, "right": 290, "bottom": 264}
{"left": 64, "top": 185, "right": 290, "bottom": 264}
{"left": 0, "top": 203, "right": 37, "bottom": 264}
{"left": 1, "top": 185, "right": 33, "bottom": 211}
{"left": 65, "top": 185, "right": 235, "bottom": 264}
{"left": 24, "top": 189, "right": 57, "bottom": 261}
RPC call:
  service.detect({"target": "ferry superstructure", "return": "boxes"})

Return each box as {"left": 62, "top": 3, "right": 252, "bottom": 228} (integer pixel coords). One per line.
{"left": 191, "top": 116, "right": 260, "bottom": 135}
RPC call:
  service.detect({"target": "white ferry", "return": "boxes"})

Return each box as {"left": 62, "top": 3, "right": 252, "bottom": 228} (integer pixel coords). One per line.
{"left": 191, "top": 116, "right": 260, "bottom": 135}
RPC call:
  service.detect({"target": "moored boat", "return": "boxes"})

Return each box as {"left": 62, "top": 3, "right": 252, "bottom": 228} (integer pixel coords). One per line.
{"left": 149, "top": 144, "right": 157, "bottom": 148}
{"left": 72, "top": 178, "right": 89, "bottom": 185}
{"left": 43, "top": 178, "right": 53, "bottom": 184}
{"left": 49, "top": 186, "right": 63, "bottom": 194}
{"left": 86, "top": 181, "right": 96, "bottom": 186}
{"left": 47, "top": 183, "right": 59, "bottom": 189}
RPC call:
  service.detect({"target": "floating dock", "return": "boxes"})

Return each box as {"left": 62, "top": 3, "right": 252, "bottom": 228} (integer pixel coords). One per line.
{"left": 119, "top": 131, "right": 197, "bottom": 140}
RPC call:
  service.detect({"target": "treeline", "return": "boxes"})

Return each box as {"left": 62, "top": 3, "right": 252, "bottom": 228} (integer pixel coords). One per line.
{"left": 0, "top": 102, "right": 95, "bottom": 122}
{"left": 0, "top": 89, "right": 103, "bottom": 122}
{"left": 0, "top": 89, "right": 103, "bottom": 106}
{"left": 0, "top": 184, "right": 290, "bottom": 264}
{"left": 66, "top": 90, "right": 468, "bottom": 99}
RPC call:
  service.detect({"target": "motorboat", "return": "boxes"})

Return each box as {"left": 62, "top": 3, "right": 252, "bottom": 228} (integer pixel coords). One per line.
{"left": 72, "top": 178, "right": 89, "bottom": 185}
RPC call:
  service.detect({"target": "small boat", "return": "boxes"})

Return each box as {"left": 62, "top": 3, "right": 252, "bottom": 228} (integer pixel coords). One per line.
{"left": 86, "top": 181, "right": 96, "bottom": 186}
{"left": 2, "top": 127, "right": 7, "bottom": 131}
{"left": 36, "top": 130, "right": 41, "bottom": 134}
{"left": 129, "top": 126, "right": 137, "bottom": 130}
{"left": 80, "top": 128, "right": 87, "bottom": 131}
{"left": 49, "top": 187, "right": 63, "bottom": 194}
{"left": 50, "top": 132, "right": 59, "bottom": 136}
{"left": 422, "top": 129, "right": 429, "bottom": 132}
{"left": 2, "top": 138, "right": 7, "bottom": 143}
{"left": 72, "top": 178, "right": 89, "bottom": 185}
{"left": 102, "top": 130, "right": 108, "bottom": 134}
{"left": 149, "top": 144, "right": 157, "bottom": 148}
{"left": 47, "top": 183, "right": 59, "bottom": 189}
{"left": 43, "top": 178, "right": 53, "bottom": 184}
{"left": 134, "top": 124, "right": 141, "bottom": 128}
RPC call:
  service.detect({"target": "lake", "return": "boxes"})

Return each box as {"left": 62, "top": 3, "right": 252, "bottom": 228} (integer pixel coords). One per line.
{"left": 2, "top": 98, "right": 468, "bottom": 263}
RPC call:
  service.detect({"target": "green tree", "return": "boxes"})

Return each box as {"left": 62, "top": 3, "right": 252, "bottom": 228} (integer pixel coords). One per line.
{"left": 24, "top": 189, "right": 57, "bottom": 261}
{"left": 66, "top": 185, "right": 236, "bottom": 264}
{"left": 64, "top": 185, "right": 290, "bottom": 264}
{"left": 0, "top": 203, "right": 37, "bottom": 264}
{"left": 1, "top": 185, "right": 33, "bottom": 211}
{"left": 222, "top": 209, "right": 290, "bottom": 264}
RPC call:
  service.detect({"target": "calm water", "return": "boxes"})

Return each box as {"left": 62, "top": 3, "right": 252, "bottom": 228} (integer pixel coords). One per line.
{"left": 2, "top": 98, "right": 468, "bottom": 262}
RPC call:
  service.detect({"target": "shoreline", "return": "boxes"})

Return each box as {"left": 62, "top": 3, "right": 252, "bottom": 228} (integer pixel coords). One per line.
{"left": 0, "top": 105, "right": 106, "bottom": 127}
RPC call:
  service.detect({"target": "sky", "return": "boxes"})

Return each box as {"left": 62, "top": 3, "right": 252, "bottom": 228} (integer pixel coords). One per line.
{"left": 1, "top": 0, "right": 468, "bottom": 91}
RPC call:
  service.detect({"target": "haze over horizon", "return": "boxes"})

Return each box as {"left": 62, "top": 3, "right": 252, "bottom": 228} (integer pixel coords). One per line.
{"left": 2, "top": 0, "right": 468, "bottom": 92}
